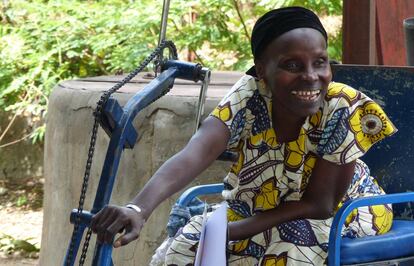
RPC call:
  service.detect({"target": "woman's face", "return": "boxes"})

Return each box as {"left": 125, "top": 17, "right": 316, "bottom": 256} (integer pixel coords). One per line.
{"left": 256, "top": 28, "right": 332, "bottom": 119}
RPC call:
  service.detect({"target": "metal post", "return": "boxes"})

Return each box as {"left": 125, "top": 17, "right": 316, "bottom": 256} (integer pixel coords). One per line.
{"left": 404, "top": 17, "right": 414, "bottom": 66}
{"left": 158, "top": 0, "right": 171, "bottom": 48}
{"left": 154, "top": 0, "right": 172, "bottom": 74}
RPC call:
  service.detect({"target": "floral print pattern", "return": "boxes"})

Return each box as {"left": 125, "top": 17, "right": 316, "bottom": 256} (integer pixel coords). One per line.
{"left": 165, "top": 77, "right": 397, "bottom": 266}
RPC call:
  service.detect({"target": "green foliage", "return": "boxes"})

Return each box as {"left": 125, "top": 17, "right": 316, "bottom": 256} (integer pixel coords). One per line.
{"left": 0, "top": 0, "right": 343, "bottom": 144}
{"left": 0, "top": 234, "right": 39, "bottom": 256}
{"left": 16, "top": 195, "right": 28, "bottom": 207}
{"left": 281, "top": 0, "right": 342, "bottom": 15}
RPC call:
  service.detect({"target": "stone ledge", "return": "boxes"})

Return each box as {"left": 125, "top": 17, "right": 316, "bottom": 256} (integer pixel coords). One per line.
{"left": 58, "top": 71, "right": 242, "bottom": 97}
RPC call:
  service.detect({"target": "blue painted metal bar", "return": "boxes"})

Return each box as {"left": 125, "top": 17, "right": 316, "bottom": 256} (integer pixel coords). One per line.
{"left": 328, "top": 192, "right": 414, "bottom": 266}
{"left": 90, "top": 66, "right": 178, "bottom": 214}
{"left": 101, "top": 98, "right": 124, "bottom": 139}
{"left": 69, "top": 209, "right": 93, "bottom": 225}
{"left": 86, "top": 61, "right": 206, "bottom": 265}
{"left": 177, "top": 183, "right": 224, "bottom": 207}
{"left": 162, "top": 60, "right": 203, "bottom": 82}
{"left": 92, "top": 243, "right": 114, "bottom": 266}
{"left": 101, "top": 98, "right": 138, "bottom": 149}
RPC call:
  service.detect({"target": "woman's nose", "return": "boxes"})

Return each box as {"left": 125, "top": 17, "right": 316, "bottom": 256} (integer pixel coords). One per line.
{"left": 301, "top": 68, "right": 318, "bottom": 82}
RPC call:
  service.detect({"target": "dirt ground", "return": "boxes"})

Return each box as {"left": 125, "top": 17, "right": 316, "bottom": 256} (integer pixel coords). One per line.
{"left": 0, "top": 257, "right": 39, "bottom": 266}
{"left": 0, "top": 177, "right": 43, "bottom": 265}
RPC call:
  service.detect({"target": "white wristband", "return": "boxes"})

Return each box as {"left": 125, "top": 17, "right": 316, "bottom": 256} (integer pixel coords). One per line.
{"left": 126, "top": 203, "right": 142, "bottom": 214}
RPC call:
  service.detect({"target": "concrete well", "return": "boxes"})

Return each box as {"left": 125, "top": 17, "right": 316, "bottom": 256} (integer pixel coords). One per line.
{"left": 39, "top": 71, "right": 243, "bottom": 265}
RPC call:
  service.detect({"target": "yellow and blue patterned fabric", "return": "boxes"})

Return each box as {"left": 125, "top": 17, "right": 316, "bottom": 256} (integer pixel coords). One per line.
{"left": 165, "top": 76, "right": 397, "bottom": 266}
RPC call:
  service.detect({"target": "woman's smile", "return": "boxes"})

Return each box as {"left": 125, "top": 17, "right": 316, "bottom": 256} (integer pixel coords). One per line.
{"left": 291, "top": 89, "right": 321, "bottom": 102}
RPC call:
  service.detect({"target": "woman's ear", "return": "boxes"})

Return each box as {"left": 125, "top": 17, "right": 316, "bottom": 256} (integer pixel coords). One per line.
{"left": 255, "top": 60, "right": 265, "bottom": 80}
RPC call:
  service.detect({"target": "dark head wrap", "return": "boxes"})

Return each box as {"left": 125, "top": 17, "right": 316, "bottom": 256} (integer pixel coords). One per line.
{"left": 246, "top": 6, "right": 328, "bottom": 77}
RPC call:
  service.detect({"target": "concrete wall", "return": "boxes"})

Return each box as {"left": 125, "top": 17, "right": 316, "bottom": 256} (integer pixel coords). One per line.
{"left": 39, "top": 72, "right": 242, "bottom": 265}
{"left": 0, "top": 112, "right": 43, "bottom": 181}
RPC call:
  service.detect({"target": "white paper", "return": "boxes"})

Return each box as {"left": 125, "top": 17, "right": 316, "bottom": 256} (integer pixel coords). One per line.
{"left": 194, "top": 202, "right": 228, "bottom": 266}
{"left": 194, "top": 203, "right": 208, "bottom": 266}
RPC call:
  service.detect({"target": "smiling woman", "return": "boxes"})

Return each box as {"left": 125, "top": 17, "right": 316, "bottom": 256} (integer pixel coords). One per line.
{"left": 90, "top": 6, "right": 396, "bottom": 266}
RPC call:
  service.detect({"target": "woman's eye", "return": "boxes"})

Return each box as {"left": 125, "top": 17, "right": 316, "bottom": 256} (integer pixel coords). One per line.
{"left": 315, "top": 58, "right": 327, "bottom": 67}
{"left": 284, "top": 61, "right": 301, "bottom": 71}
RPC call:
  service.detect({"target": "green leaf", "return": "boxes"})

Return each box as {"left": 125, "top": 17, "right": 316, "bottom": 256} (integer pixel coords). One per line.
{"left": 12, "top": 239, "right": 39, "bottom": 253}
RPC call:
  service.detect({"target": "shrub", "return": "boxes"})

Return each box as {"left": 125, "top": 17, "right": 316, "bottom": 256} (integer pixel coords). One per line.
{"left": 0, "top": 0, "right": 342, "bottom": 144}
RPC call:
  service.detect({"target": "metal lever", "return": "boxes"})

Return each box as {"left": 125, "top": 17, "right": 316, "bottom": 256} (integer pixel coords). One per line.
{"left": 193, "top": 68, "right": 238, "bottom": 162}
{"left": 194, "top": 68, "right": 211, "bottom": 134}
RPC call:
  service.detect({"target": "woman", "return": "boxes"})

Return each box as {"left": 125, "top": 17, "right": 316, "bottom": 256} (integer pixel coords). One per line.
{"left": 91, "top": 6, "right": 396, "bottom": 265}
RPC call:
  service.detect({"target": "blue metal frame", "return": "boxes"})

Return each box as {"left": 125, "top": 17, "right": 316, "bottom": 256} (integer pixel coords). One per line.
{"left": 64, "top": 60, "right": 207, "bottom": 265}
{"left": 327, "top": 192, "right": 414, "bottom": 266}
{"left": 176, "top": 183, "right": 224, "bottom": 208}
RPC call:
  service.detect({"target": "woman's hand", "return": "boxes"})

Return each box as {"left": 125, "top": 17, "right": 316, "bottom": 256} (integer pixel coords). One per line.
{"left": 90, "top": 205, "right": 145, "bottom": 248}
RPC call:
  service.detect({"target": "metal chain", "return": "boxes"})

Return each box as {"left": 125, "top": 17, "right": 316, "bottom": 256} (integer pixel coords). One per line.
{"left": 65, "top": 40, "right": 177, "bottom": 266}
{"left": 78, "top": 229, "right": 93, "bottom": 265}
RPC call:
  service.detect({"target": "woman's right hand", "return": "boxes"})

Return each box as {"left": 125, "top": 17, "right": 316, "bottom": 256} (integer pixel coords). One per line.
{"left": 90, "top": 205, "right": 146, "bottom": 248}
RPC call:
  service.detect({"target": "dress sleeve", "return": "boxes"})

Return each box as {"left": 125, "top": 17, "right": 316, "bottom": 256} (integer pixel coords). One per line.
{"left": 209, "top": 76, "right": 256, "bottom": 150}
{"left": 314, "top": 82, "right": 397, "bottom": 164}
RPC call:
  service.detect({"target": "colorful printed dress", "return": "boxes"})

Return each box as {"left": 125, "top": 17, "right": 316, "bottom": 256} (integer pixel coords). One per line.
{"left": 165, "top": 75, "right": 397, "bottom": 266}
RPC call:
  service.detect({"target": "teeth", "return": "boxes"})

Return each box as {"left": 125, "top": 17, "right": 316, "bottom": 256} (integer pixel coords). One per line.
{"left": 291, "top": 90, "right": 320, "bottom": 96}
{"left": 291, "top": 90, "right": 321, "bottom": 101}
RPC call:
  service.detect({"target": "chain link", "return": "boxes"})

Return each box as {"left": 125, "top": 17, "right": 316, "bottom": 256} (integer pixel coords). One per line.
{"left": 65, "top": 40, "right": 177, "bottom": 266}
{"left": 79, "top": 228, "right": 93, "bottom": 265}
